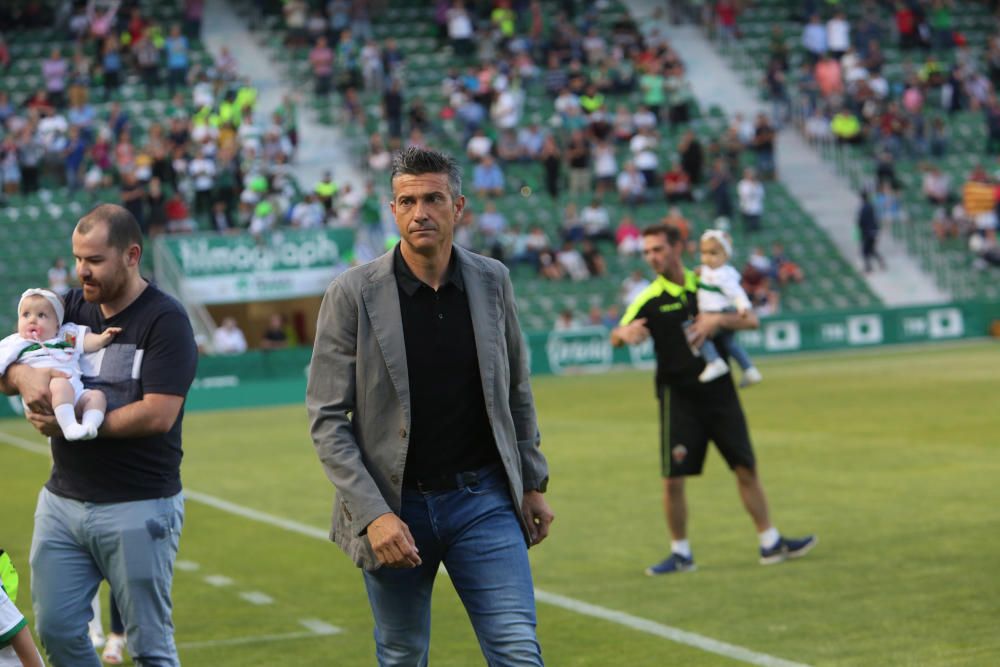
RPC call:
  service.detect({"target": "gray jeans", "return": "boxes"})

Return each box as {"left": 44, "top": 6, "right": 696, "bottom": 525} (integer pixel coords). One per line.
{"left": 30, "top": 488, "right": 184, "bottom": 667}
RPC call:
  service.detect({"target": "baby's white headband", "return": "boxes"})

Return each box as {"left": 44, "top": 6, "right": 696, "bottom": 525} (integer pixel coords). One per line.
{"left": 19, "top": 288, "right": 65, "bottom": 326}
{"left": 700, "top": 230, "right": 732, "bottom": 258}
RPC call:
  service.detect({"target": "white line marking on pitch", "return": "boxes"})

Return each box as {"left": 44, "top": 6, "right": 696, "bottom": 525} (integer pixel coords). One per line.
{"left": 0, "top": 430, "right": 47, "bottom": 455}
{"left": 299, "top": 619, "right": 342, "bottom": 635}
{"left": 239, "top": 591, "right": 274, "bottom": 605}
{"left": 175, "top": 560, "right": 200, "bottom": 572}
{"left": 534, "top": 589, "right": 810, "bottom": 667}
{"left": 1, "top": 429, "right": 809, "bottom": 667}
{"left": 203, "top": 575, "right": 233, "bottom": 587}
{"left": 183, "top": 489, "right": 329, "bottom": 540}
{"left": 178, "top": 619, "right": 343, "bottom": 651}
{"left": 178, "top": 627, "right": 340, "bottom": 651}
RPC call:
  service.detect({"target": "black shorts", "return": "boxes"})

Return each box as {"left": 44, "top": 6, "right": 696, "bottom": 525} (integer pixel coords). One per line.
{"left": 658, "top": 378, "right": 755, "bottom": 477}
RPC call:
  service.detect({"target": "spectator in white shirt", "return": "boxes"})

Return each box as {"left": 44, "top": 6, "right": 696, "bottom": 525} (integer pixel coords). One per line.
{"left": 582, "top": 27, "right": 607, "bottom": 66}
{"left": 804, "top": 108, "right": 833, "bottom": 142}
{"left": 48, "top": 257, "right": 71, "bottom": 296}
{"left": 922, "top": 164, "right": 951, "bottom": 205}
{"left": 447, "top": 1, "right": 475, "bottom": 56}
{"left": 188, "top": 149, "right": 217, "bottom": 220}
{"left": 733, "top": 112, "right": 756, "bottom": 146}
{"left": 556, "top": 242, "right": 590, "bottom": 281}
{"left": 826, "top": 12, "right": 850, "bottom": 59}
{"left": 291, "top": 193, "right": 326, "bottom": 228}
{"left": 466, "top": 128, "right": 493, "bottom": 161}
{"left": 237, "top": 108, "right": 263, "bottom": 152}
{"left": 213, "top": 317, "right": 248, "bottom": 355}
{"left": 592, "top": 141, "right": 618, "bottom": 191}
{"left": 620, "top": 269, "right": 649, "bottom": 306}
{"left": 523, "top": 225, "right": 551, "bottom": 271}
{"left": 616, "top": 161, "right": 647, "bottom": 206}
{"left": 802, "top": 14, "right": 827, "bottom": 62}
{"left": 630, "top": 126, "right": 660, "bottom": 187}
{"left": 737, "top": 167, "right": 765, "bottom": 233}
{"left": 580, "top": 199, "right": 613, "bottom": 242}
{"left": 554, "top": 88, "right": 581, "bottom": 119}
{"left": 632, "top": 105, "right": 657, "bottom": 132}
{"left": 516, "top": 122, "right": 546, "bottom": 160}
{"left": 553, "top": 308, "right": 582, "bottom": 331}
{"left": 491, "top": 85, "right": 521, "bottom": 130}
{"left": 478, "top": 200, "right": 508, "bottom": 259}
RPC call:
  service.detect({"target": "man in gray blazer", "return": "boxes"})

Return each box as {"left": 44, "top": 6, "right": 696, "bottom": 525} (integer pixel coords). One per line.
{"left": 307, "top": 146, "right": 553, "bottom": 666}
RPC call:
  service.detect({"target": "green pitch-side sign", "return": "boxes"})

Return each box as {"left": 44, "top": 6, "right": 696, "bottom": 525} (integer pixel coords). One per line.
{"left": 163, "top": 228, "right": 354, "bottom": 304}
{"left": 531, "top": 301, "right": 996, "bottom": 375}
{"left": 0, "top": 301, "right": 995, "bottom": 419}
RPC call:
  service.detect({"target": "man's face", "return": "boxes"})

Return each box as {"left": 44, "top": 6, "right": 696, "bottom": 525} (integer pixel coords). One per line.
{"left": 72, "top": 223, "right": 132, "bottom": 304}
{"left": 642, "top": 232, "right": 678, "bottom": 276}
{"left": 390, "top": 173, "right": 464, "bottom": 256}
{"left": 18, "top": 296, "right": 60, "bottom": 341}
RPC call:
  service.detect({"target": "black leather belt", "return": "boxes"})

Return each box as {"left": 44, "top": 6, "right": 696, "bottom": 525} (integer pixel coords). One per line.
{"left": 403, "top": 468, "right": 489, "bottom": 493}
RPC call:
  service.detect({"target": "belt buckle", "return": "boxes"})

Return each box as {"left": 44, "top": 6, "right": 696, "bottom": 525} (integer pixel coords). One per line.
{"left": 459, "top": 471, "right": 478, "bottom": 488}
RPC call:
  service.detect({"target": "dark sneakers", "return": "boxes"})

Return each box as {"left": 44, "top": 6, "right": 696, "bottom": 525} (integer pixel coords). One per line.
{"left": 646, "top": 536, "right": 817, "bottom": 574}
{"left": 645, "top": 552, "right": 697, "bottom": 576}
{"left": 760, "top": 534, "right": 818, "bottom": 565}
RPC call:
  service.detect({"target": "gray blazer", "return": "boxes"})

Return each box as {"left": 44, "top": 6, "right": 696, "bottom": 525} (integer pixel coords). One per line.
{"left": 306, "top": 245, "right": 548, "bottom": 570}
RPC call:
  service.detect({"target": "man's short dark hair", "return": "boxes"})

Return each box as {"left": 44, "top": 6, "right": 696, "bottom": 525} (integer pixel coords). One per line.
{"left": 77, "top": 204, "right": 144, "bottom": 254}
{"left": 641, "top": 223, "right": 683, "bottom": 245}
{"left": 390, "top": 146, "right": 462, "bottom": 199}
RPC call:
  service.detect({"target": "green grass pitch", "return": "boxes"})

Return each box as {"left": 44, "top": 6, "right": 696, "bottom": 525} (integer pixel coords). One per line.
{"left": 2, "top": 341, "right": 999, "bottom": 666}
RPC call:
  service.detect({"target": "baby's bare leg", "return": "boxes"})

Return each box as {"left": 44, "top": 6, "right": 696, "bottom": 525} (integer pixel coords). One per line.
{"left": 50, "top": 377, "right": 76, "bottom": 409}
{"left": 78, "top": 389, "right": 108, "bottom": 438}
{"left": 78, "top": 389, "right": 107, "bottom": 416}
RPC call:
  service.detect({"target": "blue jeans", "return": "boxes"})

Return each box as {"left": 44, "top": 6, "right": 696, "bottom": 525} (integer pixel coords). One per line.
{"left": 701, "top": 328, "right": 753, "bottom": 371}
{"left": 716, "top": 328, "right": 754, "bottom": 370}
{"left": 362, "top": 464, "right": 542, "bottom": 666}
{"left": 30, "top": 488, "right": 184, "bottom": 667}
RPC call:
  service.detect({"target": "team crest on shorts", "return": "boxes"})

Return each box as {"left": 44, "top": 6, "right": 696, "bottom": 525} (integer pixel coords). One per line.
{"left": 672, "top": 444, "right": 687, "bottom": 463}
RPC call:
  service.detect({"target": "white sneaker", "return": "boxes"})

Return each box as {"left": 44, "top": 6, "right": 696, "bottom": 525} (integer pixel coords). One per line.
{"left": 698, "top": 358, "right": 730, "bottom": 383}
{"left": 740, "top": 367, "right": 763, "bottom": 388}
{"left": 102, "top": 633, "right": 127, "bottom": 665}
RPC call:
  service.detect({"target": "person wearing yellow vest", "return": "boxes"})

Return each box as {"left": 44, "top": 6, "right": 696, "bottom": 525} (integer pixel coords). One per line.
{"left": 215, "top": 89, "right": 240, "bottom": 128}
{"left": 611, "top": 224, "right": 816, "bottom": 575}
{"left": 490, "top": 0, "right": 516, "bottom": 40}
{"left": 235, "top": 83, "right": 257, "bottom": 115}
{"left": 0, "top": 550, "right": 44, "bottom": 667}
{"left": 192, "top": 104, "right": 213, "bottom": 127}
{"left": 146, "top": 24, "right": 165, "bottom": 49}
{"left": 580, "top": 84, "right": 605, "bottom": 114}
{"left": 831, "top": 109, "right": 863, "bottom": 144}
{"left": 315, "top": 170, "right": 339, "bottom": 212}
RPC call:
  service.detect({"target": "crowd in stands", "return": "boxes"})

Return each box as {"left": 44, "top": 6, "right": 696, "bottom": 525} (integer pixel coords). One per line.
{"left": 708, "top": 0, "right": 1000, "bottom": 271}
{"left": 282, "top": 1, "right": 800, "bottom": 291}
{"left": 3, "top": 0, "right": 834, "bottom": 332}
{"left": 0, "top": 0, "right": 314, "bottom": 237}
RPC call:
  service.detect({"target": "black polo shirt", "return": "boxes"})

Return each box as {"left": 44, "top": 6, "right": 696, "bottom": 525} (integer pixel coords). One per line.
{"left": 394, "top": 246, "right": 499, "bottom": 483}
{"left": 619, "top": 269, "right": 731, "bottom": 388}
